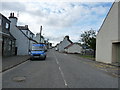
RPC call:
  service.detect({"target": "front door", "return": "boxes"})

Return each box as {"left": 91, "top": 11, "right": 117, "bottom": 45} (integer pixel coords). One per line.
{"left": 15, "top": 47, "right": 17, "bottom": 55}
{"left": 118, "top": 44, "right": 120, "bottom": 63}
{"left": 112, "top": 43, "right": 120, "bottom": 63}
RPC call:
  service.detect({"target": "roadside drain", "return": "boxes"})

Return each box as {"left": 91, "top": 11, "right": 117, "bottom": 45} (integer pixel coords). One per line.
{"left": 13, "top": 76, "right": 26, "bottom": 82}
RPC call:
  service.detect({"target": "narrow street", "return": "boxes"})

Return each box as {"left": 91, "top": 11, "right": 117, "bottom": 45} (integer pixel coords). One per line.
{"left": 3, "top": 49, "right": 118, "bottom": 88}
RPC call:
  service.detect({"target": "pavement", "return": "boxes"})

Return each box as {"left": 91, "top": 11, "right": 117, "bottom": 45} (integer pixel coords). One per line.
{"left": 2, "top": 49, "right": 118, "bottom": 88}
{"left": 70, "top": 54, "right": 120, "bottom": 78}
{"left": 2, "top": 55, "right": 30, "bottom": 72}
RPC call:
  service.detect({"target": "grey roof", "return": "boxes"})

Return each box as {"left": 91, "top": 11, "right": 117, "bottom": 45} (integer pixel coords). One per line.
{"left": 16, "top": 26, "right": 37, "bottom": 43}
{"left": 2, "top": 31, "right": 16, "bottom": 40}
{"left": 17, "top": 26, "right": 29, "bottom": 30}
{"left": 17, "top": 26, "right": 34, "bottom": 35}
{"left": 0, "top": 13, "right": 11, "bottom": 22}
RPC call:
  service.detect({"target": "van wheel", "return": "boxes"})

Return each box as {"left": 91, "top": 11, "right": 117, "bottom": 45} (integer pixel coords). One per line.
{"left": 43, "top": 56, "right": 46, "bottom": 60}
{"left": 30, "top": 58, "right": 33, "bottom": 61}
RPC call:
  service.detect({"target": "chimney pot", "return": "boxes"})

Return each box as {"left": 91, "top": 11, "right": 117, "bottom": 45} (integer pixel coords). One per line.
{"left": 10, "top": 13, "right": 12, "bottom": 17}
{"left": 13, "top": 13, "right": 14, "bottom": 17}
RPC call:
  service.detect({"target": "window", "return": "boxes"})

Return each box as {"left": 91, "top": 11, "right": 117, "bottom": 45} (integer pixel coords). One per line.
{"left": 12, "top": 41, "right": 15, "bottom": 48}
{"left": 6, "top": 23, "right": 9, "bottom": 29}
{"left": 26, "top": 31, "right": 28, "bottom": 35}
{"left": 8, "top": 40, "right": 12, "bottom": 51}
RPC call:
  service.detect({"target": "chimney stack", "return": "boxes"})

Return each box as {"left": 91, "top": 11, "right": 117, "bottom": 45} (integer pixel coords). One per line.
{"left": 25, "top": 25, "right": 28, "bottom": 29}
{"left": 9, "top": 12, "right": 18, "bottom": 26}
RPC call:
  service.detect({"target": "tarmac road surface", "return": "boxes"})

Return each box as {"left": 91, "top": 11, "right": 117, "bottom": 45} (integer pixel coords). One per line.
{"left": 2, "top": 49, "right": 118, "bottom": 88}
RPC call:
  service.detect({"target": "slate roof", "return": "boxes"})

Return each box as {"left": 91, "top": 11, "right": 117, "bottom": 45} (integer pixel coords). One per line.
{"left": 2, "top": 32, "right": 16, "bottom": 40}
{"left": 17, "top": 25, "right": 34, "bottom": 35}
{"left": 0, "top": 13, "right": 11, "bottom": 22}
{"left": 0, "top": 13, "right": 15, "bottom": 40}
{"left": 16, "top": 26, "right": 37, "bottom": 43}
{"left": 17, "top": 26, "right": 28, "bottom": 30}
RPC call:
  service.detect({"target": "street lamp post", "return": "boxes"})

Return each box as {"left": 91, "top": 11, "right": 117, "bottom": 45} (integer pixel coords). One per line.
{"left": 40, "top": 26, "right": 42, "bottom": 43}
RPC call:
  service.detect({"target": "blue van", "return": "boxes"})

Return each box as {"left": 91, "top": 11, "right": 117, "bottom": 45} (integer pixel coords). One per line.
{"left": 30, "top": 44, "right": 47, "bottom": 60}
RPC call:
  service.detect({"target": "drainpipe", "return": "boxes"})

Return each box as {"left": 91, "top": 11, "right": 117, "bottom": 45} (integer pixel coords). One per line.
{"left": 28, "top": 39, "right": 30, "bottom": 55}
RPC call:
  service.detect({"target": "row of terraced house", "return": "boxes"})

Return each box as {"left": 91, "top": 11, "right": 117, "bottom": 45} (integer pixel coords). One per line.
{"left": 0, "top": 13, "right": 49, "bottom": 57}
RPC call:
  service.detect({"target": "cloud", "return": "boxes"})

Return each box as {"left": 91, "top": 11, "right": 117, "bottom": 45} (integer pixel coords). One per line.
{"left": 0, "top": 1, "right": 113, "bottom": 45}
{"left": 1, "top": 2, "right": 26, "bottom": 12}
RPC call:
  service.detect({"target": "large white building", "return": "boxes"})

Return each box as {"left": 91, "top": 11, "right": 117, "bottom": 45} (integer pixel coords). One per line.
{"left": 58, "top": 36, "right": 73, "bottom": 52}
{"left": 96, "top": 2, "right": 120, "bottom": 64}
{"left": 9, "top": 13, "right": 36, "bottom": 55}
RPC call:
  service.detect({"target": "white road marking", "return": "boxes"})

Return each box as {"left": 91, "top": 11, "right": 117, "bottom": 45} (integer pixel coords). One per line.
{"left": 56, "top": 60, "right": 59, "bottom": 65}
{"left": 53, "top": 51, "right": 68, "bottom": 87}
{"left": 59, "top": 67, "right": 68, "bottom": 86}
{"left": 55, "top": 57, "right": 59, "bottom": 65}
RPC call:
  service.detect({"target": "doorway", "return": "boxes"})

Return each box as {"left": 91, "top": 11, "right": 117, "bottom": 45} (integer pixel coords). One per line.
{"left": 112, "top": 43, "right": 120, "bottom": 63}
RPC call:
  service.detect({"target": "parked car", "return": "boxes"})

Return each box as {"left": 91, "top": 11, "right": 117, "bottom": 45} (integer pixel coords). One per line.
{"left": 30, "top": 44, "right": 47, "bottom": 60}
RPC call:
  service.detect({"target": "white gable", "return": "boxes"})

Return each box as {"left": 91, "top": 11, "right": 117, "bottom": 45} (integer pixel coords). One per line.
{"left": 58, "top": 37, "right": 72, "bottom": 52}
{"left": 65, "top": 44, "right": 82, "bottom": 53}
{"left": 96, "top": 2, "right": 120, "bottom": 64}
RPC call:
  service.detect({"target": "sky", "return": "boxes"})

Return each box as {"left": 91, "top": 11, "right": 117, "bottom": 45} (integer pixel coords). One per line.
{"left": 1, "top": 1, "right": 113, "bottom": 46}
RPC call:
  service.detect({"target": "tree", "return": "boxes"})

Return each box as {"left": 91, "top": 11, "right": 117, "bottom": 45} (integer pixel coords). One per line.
{"left": 80, "top": 30, "right": 96, "bottom": 57}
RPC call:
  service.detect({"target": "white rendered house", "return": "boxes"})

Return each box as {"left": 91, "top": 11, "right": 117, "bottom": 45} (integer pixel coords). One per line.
{"left": 9, "top": 13, "right": 36, "bottom": 55}
{"left": 58, "top": 36, "right": 73, "bottom": 52}
{"left": 96, "top": 2, "right": 120, "bottom": 64}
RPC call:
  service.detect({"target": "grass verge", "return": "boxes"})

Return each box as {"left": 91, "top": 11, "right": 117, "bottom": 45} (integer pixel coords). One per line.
{"left": 78, "top": 54, "right": 95, "bottom": 61}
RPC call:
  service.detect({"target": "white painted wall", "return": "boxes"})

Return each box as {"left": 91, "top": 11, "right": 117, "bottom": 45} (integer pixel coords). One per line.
{"left": 9, "top": 17, "right": 17, "bottom": 26}
{"left": 21, "top": 30, "right": 35, "bottom": 49}
{"left": 66, "top": 44, "right": 82, "bottom": 54}
{"left": 29, "top": 40, "right": 36, "bottom": 51}
{"left": 96, "top": 2, "right": 119, "bottom": 64}
{"left": 58, "top": 37, "right": 72, "bottom": 52}
{"left": 21, "top": 30, "right": 34, "bottom": 39}
{"left": 9, "top": 17, "right": 30, "bottom": 55}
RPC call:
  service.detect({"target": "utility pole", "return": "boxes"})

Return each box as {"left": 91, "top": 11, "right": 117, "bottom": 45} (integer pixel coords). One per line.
{"left": 40, "top": 26, "right": 42, "bottom": 43}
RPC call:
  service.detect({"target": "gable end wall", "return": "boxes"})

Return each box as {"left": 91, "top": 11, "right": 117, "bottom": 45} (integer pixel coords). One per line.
{"left": 96, "top": 2, "right": 119, "bottom": 63}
